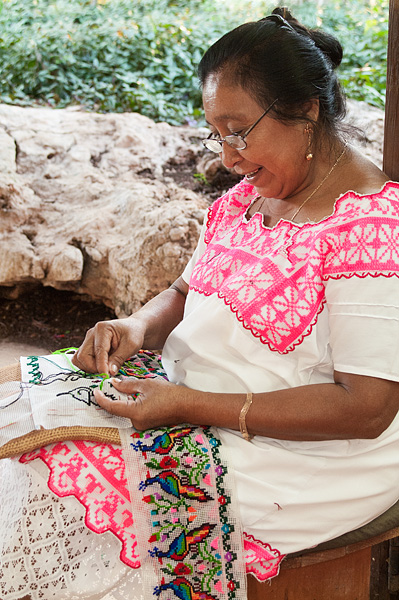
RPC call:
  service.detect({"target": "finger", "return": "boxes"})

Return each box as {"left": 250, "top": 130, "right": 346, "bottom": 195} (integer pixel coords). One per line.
{"left": 72, "top": 322, "right": 115, "bottom": 374}
{"left": 92, "top": 324, "right": 119, "bottom": 375}
{"left": 110, "top": 376, "right": 161, "bottom": 392}
{"left": 72, "top": 330, "right": 98, "bottom": 373}
{"left": 110, "top": 377, "right": 143, "bottom": 394}
{"left": 101, "top": 378, "right": 140, "bottom": 402}
{"left": 108, "top": 341, "right": 138, "bottom": 376}
{"left": 94, "top": 388, "right": 136, "bottom": 418}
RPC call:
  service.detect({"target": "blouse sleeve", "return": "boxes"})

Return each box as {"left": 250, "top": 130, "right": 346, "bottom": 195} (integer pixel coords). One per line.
{"left": 320, "top": 186, "right": 399, "bottom": 382}
{"left": 325, "top": 270, "right": 399, "bottom": 383}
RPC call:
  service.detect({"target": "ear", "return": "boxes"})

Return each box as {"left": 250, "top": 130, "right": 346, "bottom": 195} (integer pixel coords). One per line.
{"left": 302, "top": 98, "right": 320, "bottom": 123}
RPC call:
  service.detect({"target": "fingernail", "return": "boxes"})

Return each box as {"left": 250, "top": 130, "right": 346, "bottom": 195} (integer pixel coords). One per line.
{"left": 110, "top": 377, "right": 122, "bottom": 384}
{"left": 110, "top": 364, "right": 118, "bottom": 375}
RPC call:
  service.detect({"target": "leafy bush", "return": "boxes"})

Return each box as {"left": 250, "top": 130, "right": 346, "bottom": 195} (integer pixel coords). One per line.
{"left": 311, "top": 0, "right": 388, "bottom": 108}
{"left": 0, "top": 0, "right": 388, "bottom": 124}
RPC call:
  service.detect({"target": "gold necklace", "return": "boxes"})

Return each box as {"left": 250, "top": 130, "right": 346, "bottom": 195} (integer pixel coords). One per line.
{"left": 290, "top": 143, "right": 347, "bottom": 221}
{"left": 255, "top": 143, "right": 347, "bottom": 222}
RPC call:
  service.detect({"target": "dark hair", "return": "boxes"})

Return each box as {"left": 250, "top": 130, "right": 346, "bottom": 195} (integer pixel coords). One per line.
{"left": 198, "top": 7, "right": 346, "bottom": 143}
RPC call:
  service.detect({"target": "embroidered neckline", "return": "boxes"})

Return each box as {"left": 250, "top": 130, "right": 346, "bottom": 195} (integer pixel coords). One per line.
{"left": 193, "top": 180, "right": 399, "bottom": 354}
{"left": 241, "top": 180, "right": 398, "bottom": 231}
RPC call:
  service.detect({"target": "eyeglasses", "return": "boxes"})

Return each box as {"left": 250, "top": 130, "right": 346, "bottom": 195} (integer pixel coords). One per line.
{"left": 202, "top": 98, "right": 278, "bottom": 153}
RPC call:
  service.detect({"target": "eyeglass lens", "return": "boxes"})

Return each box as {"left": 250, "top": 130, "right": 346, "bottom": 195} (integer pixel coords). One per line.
{"left": 204, "top": 136, "right": 246, "bottom": 153}
{"left": 202, "top": 98, "right": 278, "bottom": 154}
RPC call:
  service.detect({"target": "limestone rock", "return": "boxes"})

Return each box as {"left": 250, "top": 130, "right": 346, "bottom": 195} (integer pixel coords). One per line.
{"left": 0, "top": 104, "right": 208, "bottom": 316}
{"left": 345, "top": 98, "right": 385, "bottom": 168}
{"left": 47, "top": 245, "right": 84, "bottom": 283}
{"left": 0, "top": 100, "right": 385, "bottom": 316}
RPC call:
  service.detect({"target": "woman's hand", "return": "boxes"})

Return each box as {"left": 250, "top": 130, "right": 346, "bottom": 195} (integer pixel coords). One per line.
{"left": 94, "top": 376, "right": 188, "bottom": 430}
{"left": 72, "top": 316, "right": 145, "bottom": 376}
{"left": 72, "top": 277, "right": 188, "bottom": 377}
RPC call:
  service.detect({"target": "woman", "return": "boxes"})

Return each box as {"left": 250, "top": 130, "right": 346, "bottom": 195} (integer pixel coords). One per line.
{"left": 2, "top": 7, "right": 399, "bottom": 600}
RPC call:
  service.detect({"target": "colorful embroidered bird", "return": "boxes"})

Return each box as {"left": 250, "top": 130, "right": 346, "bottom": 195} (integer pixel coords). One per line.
{"left": 150, "top": 523, "right": 216, "bottom": 560}
{"left": 133, "top": 427, "right": 194, "bottom": 455}
{"left": 139, "top": 470, "right": 212, "bottom": 502}
{"left": 154, "top": 576, "right": 218, "bottom": 600}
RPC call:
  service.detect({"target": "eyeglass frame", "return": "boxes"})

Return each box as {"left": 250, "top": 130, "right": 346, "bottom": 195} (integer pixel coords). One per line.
{"left": 202, "top": 98, "right": 278, "bottom": 153}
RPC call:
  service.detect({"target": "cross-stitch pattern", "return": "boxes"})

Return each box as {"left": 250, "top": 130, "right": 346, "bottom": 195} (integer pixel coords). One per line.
{"left": 121, "top": 425, "right": 247, "bottom": 600}
{"left": 1, "top": 351, "right": 284, "bottom": 599}
{"left": 191, "top": 180, "right": 399, "bottom": 354}
{"left": 0, "top": 352, "right": 132, "bottom": 450}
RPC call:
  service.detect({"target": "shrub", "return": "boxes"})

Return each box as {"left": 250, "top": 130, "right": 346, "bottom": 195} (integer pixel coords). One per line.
{"left": 0, "top": 0, "right": 388, "bottom": 124}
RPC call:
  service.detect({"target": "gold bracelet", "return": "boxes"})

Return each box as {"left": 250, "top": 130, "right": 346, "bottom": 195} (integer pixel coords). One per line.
{"left": 239, "top": 392, "right": 253, "bottom": 442}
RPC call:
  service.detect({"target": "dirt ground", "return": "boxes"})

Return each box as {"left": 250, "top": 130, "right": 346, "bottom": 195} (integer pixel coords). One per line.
{"left": 0, "top": 286, "right": 116, "bottom": 354}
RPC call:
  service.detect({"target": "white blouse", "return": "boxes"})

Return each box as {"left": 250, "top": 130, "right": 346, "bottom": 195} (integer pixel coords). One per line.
{"left": 162, "top": 180, "right": 399, "bottom": 556}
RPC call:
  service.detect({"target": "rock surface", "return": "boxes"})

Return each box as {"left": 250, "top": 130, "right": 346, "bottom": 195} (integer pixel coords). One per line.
{"left": 0, "top": 105, "right": 209, "bottom": 316}
{"left": 0, "top": 99, "right": 385, "bottom": 316}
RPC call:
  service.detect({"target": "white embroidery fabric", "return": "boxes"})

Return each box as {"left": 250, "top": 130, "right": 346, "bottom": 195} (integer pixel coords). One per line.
{"left": 0, "top": 355, "right": 132, "bottom": 451}
{"left": 0, "top": 458, "right": 144, "bottom": 600}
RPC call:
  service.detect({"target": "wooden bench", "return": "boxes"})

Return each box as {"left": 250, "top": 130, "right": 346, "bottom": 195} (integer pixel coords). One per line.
{"left": 248, "top": 532, "right": 399, "bottom": 599}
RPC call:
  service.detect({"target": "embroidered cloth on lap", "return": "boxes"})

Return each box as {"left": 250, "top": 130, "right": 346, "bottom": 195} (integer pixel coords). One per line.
{"left": 0, "top": 353, "right": 260, "bottom": 600}
{"left": 0, "top": 353, "right": 132, "bottom": 448}
{"left": 2, "top": 180, "right": 399, "bottom": 599}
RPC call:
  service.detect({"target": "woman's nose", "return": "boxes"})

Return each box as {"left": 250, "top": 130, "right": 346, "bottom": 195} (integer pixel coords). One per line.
{"left": 220, "top": 143, "right": 241, "bottom": 169}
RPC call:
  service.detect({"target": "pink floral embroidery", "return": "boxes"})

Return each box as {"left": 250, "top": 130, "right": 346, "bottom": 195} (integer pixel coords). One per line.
{"left": 20, "top": 440, "right": 140, "bottom": 568}
{"left": 190, "top": 181, "right": 399, "bottom": 354}
{"left": 243, "top": 532, "right": 285, "bottom": 581}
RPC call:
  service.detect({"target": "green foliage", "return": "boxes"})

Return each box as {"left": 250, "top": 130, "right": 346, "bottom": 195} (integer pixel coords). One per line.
{"left": 309, "top": 0, "right": 388, "bottom": 108}
{"left": 0, "top": 0, "right": 388, "bottom": 124}
{"left": 193, "top": 172, "right": 209, "bottom": 186}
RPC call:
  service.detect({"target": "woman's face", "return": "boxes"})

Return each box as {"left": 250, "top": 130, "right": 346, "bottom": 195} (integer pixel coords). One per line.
{"left": 202, "top": 74, "right": 314, "bottom": 200}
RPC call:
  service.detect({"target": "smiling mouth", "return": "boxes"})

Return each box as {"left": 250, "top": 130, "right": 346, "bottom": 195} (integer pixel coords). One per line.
{"left": 244, "top": 168, "right": 261, "bottom": 180}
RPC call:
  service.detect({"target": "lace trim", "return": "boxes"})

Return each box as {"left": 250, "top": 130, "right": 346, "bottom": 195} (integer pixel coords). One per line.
{"left": 0, "top": 458, "right": 141, "bottom": 600}
{"left": 0, "top": 459, "right": 31, "bottom": 566}
{"left": 20, "top": 441, "right": 140, "bottom": 569}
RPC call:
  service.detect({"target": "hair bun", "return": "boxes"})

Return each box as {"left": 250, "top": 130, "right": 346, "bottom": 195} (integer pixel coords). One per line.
{"left": 307, "top": 30, "right": 343, "bottom": 69}
{"left": 270, "top": 7, "right": 343, "bottom": 69}
{"left": 271, "top": 7, "right": 296, "bottom": 23}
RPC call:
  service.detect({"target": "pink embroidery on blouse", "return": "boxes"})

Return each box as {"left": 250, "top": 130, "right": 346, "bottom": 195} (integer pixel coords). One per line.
{"left": 243, "top": 532, "right": 285, "bottom": 581}
{"left": 190, "top": 181, "right": 399, "bottom": 354}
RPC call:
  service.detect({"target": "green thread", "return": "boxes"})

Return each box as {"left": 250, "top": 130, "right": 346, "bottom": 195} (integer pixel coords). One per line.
{"left": 52, "top": 347, "right": 79, "bottom": 355}
{"left": 51, "top": 347, "right": 80, "bottom": 373}
{"left": 98, "top": 374, "right": 110, "bottom": 390}
{"left": 27, "top": 355, "right": 42, "bottom": 384}
{"left": 51, "top": 347, "right": 110, "bottom": 390}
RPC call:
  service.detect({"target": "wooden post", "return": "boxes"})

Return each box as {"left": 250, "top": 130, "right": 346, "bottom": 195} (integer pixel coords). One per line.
{"left": 383, "top": 0, "right": 399, "bottom": 180}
